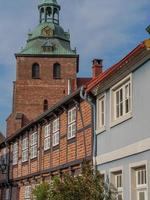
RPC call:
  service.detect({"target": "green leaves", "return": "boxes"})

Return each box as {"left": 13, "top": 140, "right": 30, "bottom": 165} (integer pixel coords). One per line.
{"left": 33, "top": 162, "right": 116, "bottom": 200}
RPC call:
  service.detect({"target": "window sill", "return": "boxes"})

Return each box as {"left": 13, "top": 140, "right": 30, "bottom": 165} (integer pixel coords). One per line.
{"left": 67, "top": 137, "right": 76, "bottom": 144}
{"left": 22, "top": 160, "right": 28, "bottom": 165}
{"left": 30, "top": 157, "right": 37, "bottom": 161}
{"left": 136, "top": 185, "right": 147, "bottom": 190}
{"left": 110, "top": 112, "right": 132, "bottom": 128}
{"left": 44, "top": 148, "right": 51, "bottom": 153}
{"left": 12, "top": 163, "right": 18, "bottom": 167}
{"left": 52, "top": 145, "right": 59, "bottom": 151}
{"left": 96, "top": 126, "right": 106, "bottom": 135}
{"left": 53, "top": 143, "right": 59, "bottom": 147}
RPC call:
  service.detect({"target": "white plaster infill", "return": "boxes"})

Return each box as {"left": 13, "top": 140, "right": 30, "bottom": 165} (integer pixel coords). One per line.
{"left": 96, "top": 137, "right": 150, "bottom": 165}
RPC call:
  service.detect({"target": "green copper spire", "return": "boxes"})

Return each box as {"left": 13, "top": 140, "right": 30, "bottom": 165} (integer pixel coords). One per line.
{"left": 17, "top": 0, "right": 76, "bottom": 56}
{"left": 39, "top": 0, "right": 58, "bottom": 5}
{"left": 38, "top": 0, "right": 60, "bottom": 24}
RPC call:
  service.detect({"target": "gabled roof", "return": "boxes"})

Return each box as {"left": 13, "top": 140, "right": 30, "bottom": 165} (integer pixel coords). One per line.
{"left": 85, "top": 39, "right": 150, "bottom": 93}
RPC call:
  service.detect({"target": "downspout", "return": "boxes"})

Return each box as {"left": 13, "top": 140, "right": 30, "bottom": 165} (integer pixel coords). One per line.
{"left": 80, "top": 86, "right": 97, "bottom": 172}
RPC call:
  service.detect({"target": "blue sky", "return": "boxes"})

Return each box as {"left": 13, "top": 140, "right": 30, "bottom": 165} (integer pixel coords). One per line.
{"left": 0, "top": 0, "right": 150, "bottom": 134}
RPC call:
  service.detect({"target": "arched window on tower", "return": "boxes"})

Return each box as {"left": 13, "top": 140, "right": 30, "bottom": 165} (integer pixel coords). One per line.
{"left": 32, "top": 63, "right": 40, "bottom": 79}
{"left": 53, "top": 63, "right": 61, "bottom": 79}
{"left": 43, "top": 99, "right": 48, "bottom": 111}
{"left": 40, "top": 8, "right": 45, "bottom": 23}
{"left": 46, "top": 7, "right": 52, "bottom": 22}
{"left": 53, "top": 8, "right": 59, "bottom": 24}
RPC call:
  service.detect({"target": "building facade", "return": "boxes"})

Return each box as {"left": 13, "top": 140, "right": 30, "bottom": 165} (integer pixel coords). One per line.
{"left": 0, "top": 90, "right": 92, "bottom": 200}
{"left": 0, "top": 0, "right": 93, "bottom": 199}
{"left": 6, "top": 0, "right": 79, "bottom": 137}
{"left": 85, "top": 39, "right": 150, "bottom": 200}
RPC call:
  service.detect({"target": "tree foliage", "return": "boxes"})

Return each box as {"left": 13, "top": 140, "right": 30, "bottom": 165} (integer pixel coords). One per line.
{"left": 33, "top": 162, "right": 116, "bottom": 200}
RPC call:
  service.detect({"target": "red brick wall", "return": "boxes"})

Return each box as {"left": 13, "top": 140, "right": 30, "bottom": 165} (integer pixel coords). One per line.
{"left": 10, "top": 100, "right": 92, "bottom": 181}
{"left": 7, "top": 56, "right": 78, "bottom": 137}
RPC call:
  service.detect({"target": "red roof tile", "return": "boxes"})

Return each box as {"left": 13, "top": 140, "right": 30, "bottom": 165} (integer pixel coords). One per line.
{"left": 85, "top": 42, "right": 145, "bottom": 92}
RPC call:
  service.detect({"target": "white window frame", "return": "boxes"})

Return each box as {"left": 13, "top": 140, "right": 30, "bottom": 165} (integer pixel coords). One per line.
{"left": 52, "top": 118, "right": 59, "bottom": 147}
{"left": 25, "top": 186, "right": 31, "bottom": 199}
{"left": 5, "top": 188, "right": 10, "bottom": 200}
{"left": 13, "top": 142, "right": 18, "bottom": 165}
{"left": 137, "top": 190, "right": 147, "bottom": 200}
{"left": 129, "top": 161, "right": 148, "bottom": 200}
{"left": 30, "top": 132, "right": 38, "bottom": 159}
{"left": 136, "top": 168, "right": 147, "bottom": 188}
{"left": 109, "top": 167, "right": 123, "bottom": 200}
{"left": 44, "top": 124, "right": 51, "bottom": 151}
{"left": 96, "top": 93, "right": 106, "bottom": 134}
{"left": 68, "top": 107, "right": 76, "bottom": 139}
{"left": 136, "top": 167, "right": 147, "bottom": 200}
{"left": 22, "top": 137, "right": 28, "bottom": 162}
{"left": 110, "top": 74, "right": 132, "bottom": 127}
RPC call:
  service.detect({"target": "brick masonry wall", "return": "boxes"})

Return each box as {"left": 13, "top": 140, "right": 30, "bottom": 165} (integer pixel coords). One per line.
{"left": 7, "top": 56, "right": 78, "bottom": 137}
{"left": 8, "top": 100, "right": 92, "bottom": 188}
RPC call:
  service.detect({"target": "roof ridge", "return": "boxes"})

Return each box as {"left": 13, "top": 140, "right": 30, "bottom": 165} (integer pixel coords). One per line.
{"left": 85, "top": 42, "right": 145, "bottom": 92}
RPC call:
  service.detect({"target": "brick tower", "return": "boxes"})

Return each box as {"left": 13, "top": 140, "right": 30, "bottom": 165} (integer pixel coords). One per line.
{"left": 6, "top": 0, "right": 79, "bottom": 137}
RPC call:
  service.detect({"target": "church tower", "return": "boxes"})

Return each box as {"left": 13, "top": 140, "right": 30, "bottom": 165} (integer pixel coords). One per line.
{"left": 6, "top": 0, "right": 79, "bottom": 137}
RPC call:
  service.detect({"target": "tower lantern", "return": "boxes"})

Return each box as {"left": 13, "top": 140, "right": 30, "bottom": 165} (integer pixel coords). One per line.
{"left": 38, "top": 0, "right": 60, "bottom": 24}
{"left": 6, "top": 0, "right": 79, "bottom": 137}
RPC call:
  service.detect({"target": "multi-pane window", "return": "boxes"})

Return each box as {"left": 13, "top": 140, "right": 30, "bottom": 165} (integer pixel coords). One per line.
{"left": 25, "top": 186, "right": 31, "bottom": 200}
{"left": 136, "top": 167, "right": 147, "bottom": 200}
{"left": 115, "top": 173, "right": 123, "bottom": 189}
{"left": 52, "top": 118, "right": 59, "bottom": 146}
{"left": 136, "top": 168, "right": 147, "bottom": 187}
{"left": 111, "top": 75, "right": 132, "bottom": 124}
{"left": 115, "top": 173, "right": 123, "bottom": 200}
{"left": 97, "top": 95, "right": 105, "bottom": 130}
{"left": 68, "top": 107, "right": 76, "bottom": 139}
{"left": 110, "top": 171, "right": 123, "bottom": 200}
{"left": 30, "top": 132, "right": 38, "bottom": 159}
{"left": 22, "top": 137, "right": 28, "bottom": 162}
{"left": 44, "top": 124, "right": 51, "bottom": 150}
{"left": 13, "top": 142, "right": 18, "bottom": 165}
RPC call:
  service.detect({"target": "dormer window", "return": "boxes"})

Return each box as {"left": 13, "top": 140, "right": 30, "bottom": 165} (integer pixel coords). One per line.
{"left": 53, "top": 63, "right": 61, "bottom": 79}
{"left": 32, "top": 63, "right": 40, "bottom": 79}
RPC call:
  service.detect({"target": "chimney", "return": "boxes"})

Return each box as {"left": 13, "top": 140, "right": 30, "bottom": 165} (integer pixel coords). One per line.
{"left": 92, "top": 59, "right": 103, "bottom": 79}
